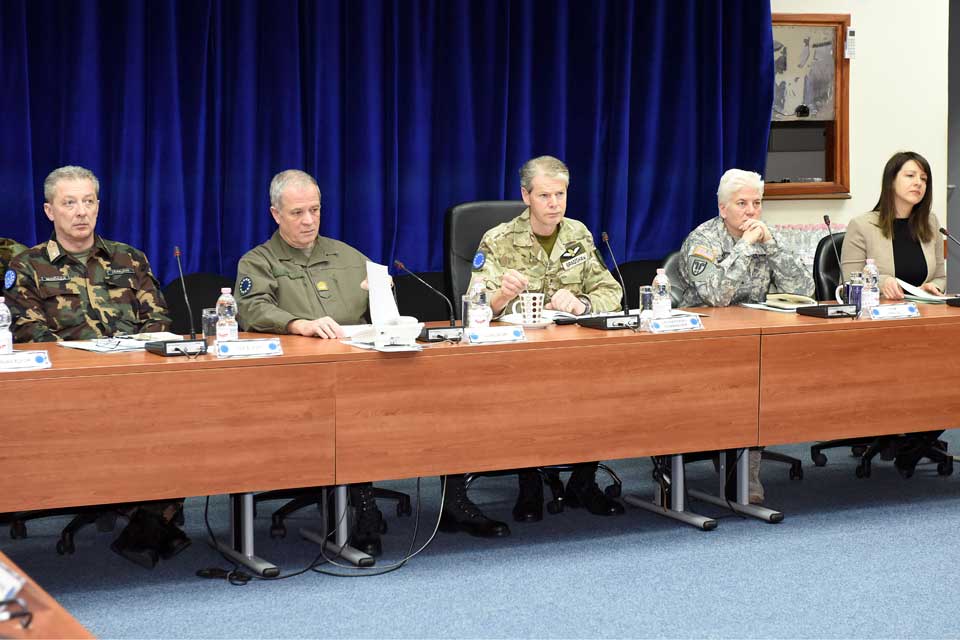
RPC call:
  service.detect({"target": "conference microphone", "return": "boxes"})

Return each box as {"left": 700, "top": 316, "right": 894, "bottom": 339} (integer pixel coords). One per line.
{"left": 145, "top": 246, "right": 207, "bottom": 357}
{"left": 794, "top": 215, "right": 858, "bottom": 318}
{"left": 393, "top": 260, "right": 464, "bottom": 342}
{"left": 576, "top": 232, "right": 639, "bottom": 330}
{"left": 937, "top": 228, "right": 960, "bottom": 307}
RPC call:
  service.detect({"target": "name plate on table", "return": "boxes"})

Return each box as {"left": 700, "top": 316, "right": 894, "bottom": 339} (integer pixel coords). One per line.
{"left": 0, "top": 559, "right": 24, "bottom": 601}
{"left": 868, "top": 303, "right": 920, "bottom": 321}
{"left": 0, "top": 350, "right": 51, "bottom": 372}
{"left": 466, "top": 326, "right": 526, "bottom": 344}
{"left": 649, "top": 316, "right": 704, "bottom": 334}
{"left": 216, "top": 338, "right": 283, "bottom": 358}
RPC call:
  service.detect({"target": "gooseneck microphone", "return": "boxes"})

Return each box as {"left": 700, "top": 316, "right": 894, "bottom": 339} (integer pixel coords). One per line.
{"left": 794, "top": 215, "right": 860, "bottom": 318}
{"left": 823, "top": 214, "right": 844, "bottom": 288}
{"left": 939, "top": 227, "right": 960, "bottom": 250}
{"left": 145, "top": 247, "right": 207, "bottom": 356}
{"left": 393, "top": 260, "right": 464, "bottom": 342}
{"left": 174, "top": 246, "right": 198, "bottom": 340}
{"left": 576, "top": 232, "right": 639, "bottom": 330}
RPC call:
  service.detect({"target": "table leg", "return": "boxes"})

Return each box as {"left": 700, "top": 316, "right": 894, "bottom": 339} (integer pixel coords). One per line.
{"left": 214, "top": 493, "right": 279, "bottom": 577}
{"left": 624, "top": 454, "right": 718, "bottom": 530}
{"left": 299, "top": 485, "right": 375, "bottom": 568}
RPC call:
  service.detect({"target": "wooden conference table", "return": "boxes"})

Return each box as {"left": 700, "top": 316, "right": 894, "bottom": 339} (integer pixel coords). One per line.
{"left": 0, "top": 550, "right": 91, "bottom": 639}
{"left": 3, "top": 304, "right": 960, "bottom": 517}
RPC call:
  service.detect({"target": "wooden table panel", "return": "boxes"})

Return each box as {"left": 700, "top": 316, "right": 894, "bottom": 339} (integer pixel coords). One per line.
{"left": 2, "top": 363, "right": 335, "bottom": 512}
{"left": 0, "top": 551, "right": 92, "bottom": 639}
{"left": 760, "top": 321, "right": 960, "bottom": 444}
{"left": 335, "top": 335, "right": 760, "bottom": 483}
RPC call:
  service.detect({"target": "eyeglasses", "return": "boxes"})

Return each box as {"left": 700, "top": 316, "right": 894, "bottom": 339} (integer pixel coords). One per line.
{"left": 59, "top": 198, "right": 99, "bottom": 211}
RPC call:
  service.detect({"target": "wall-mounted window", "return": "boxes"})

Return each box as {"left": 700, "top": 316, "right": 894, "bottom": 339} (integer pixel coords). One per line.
{"left": 765, "top": 14, "right": 851, "bottom": 200}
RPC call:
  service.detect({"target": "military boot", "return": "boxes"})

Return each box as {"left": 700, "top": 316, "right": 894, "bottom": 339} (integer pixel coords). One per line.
{"left": 349, "top": 483, "right": 384, "bottom": 557}
{"left": 512, "top": 469, "right": 544, "bottom": 522}
{"left": 110, "top": 509, "right": 160, "bottom": 569}
{"left": 439, "top": 474, "right": 510, "bottom": 537}
{"left": 749, "top": 449, "right": 765, "bottom": 503}
{"left": 565, "top": 464, "right": 624, "bottom": 516}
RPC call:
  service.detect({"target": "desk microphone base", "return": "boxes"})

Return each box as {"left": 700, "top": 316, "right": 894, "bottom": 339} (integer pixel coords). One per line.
{"left": 577, "top": 314, "right": 640, "bottom": 330}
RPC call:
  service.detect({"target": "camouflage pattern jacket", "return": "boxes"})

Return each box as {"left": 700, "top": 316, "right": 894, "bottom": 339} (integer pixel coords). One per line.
{"left": 0, "top": 238, "right": 28, "bottom": 276}
{"left": 5, "top": 235, "right": 171, "bottom": 342}
{"left": 467, "top": 209, "right": 622, "bottom": 314}
{"left": 676, "top": 216, "right": 814, "bottom": 307}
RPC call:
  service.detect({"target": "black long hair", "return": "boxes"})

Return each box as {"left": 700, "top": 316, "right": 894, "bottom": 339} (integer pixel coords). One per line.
{"left": 872, "top": 151, "right": 933, "bottom": 243}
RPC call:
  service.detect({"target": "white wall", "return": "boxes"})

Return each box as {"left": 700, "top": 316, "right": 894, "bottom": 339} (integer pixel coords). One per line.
{"left": 764, "top": 0, "right": 949, "bottom": 227}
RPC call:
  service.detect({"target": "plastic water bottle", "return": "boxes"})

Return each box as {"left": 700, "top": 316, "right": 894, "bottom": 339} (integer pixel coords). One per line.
{"left": 652, "top": 268, "right": 672, "bottom": 319}
{"left": 215, "top": 287, "right": 239, "bottom": 342}
{"left": 467, "top": 289, "right": 492, "bottom": 328}
{"left": 0, "top": 297, "right": 12, "bottom": 355}
{"left": 861, "top": 259, "right": 880, "bottom": 314}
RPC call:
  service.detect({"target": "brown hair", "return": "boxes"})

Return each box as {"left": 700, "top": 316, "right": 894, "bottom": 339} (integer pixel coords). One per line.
{"left": 872, "top": 151, "right": 933, "bottom": 243}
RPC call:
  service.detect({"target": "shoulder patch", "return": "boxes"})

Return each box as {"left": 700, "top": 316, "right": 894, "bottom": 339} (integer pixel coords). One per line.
{"left": 3, "top": 269, "right": 14, "bottom": 290}
{"left": 691, "top": 245, "right": 716, "bottom": 263}
{"left": 238, "top": 276, "right": 253, "bottom": 296}
{"left": 472, "top": 252, "right": 485, "bottom": 270}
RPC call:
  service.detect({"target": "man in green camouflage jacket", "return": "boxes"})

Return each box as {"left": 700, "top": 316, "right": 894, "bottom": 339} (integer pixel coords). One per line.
{"left": 4, "top": 169, "right": 170, "bottom": 343}
{"left": 0, "top": 238, "right": 27, "bottom": 277}
{"left": 467, "top": 155, "right": 625, "bottom": 524}
{"left": 3, "top": 166, "right": 185, "bottom": 569}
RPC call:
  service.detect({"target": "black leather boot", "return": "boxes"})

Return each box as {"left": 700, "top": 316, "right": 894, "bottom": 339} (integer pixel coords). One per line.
{"left": 110, "top": 510, "right": 159, "bottom": 569}
{"left": 439, "top": 474, "right": 510, "bottom": 537}
{"left": 349, "top": 483, "right": 384, "bottom": 557}
{"left": 512, "top": 469, "right": 544, "bottom": 522}
{"left": 565, "top": 464, "right": 624, "bottom": 516}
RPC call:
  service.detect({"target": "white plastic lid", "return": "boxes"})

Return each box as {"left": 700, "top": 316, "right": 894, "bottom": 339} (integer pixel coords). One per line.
{"left": 865, "top": 258, "right": 875, "bottom": 264}
{"left": 221, "top": 287, "right": 231, "bottom": 293}
{"left": 656, "top": 268, "right": 665, "bottom": 274}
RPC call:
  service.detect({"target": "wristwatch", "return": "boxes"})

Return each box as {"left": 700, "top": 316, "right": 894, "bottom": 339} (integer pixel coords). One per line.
{"left": 577, "top": 295, "right": 592, "bottom": 315}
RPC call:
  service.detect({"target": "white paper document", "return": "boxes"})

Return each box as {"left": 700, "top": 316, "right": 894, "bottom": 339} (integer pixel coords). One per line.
{"left": 897, "top": 278, "right": 950, "bottom": 303}
{"left": 366, "top": 261, "right": 399, "bottom": 325}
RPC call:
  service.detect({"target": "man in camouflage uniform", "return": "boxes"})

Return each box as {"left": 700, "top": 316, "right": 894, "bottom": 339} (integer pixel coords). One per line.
{"left": 3, "top": 166, "right": 187, "bottom": 569}
{"left": 467, "top": 155, "right": 625, "bottom": 522}
{"left": 236, "top": 170, "right": 510, "bottom": 555}
{"left": 0, "top": 238, "right": 28, "bottom": 277}
{"left": 675, "top": 168, "right": 814, "bottom": 503}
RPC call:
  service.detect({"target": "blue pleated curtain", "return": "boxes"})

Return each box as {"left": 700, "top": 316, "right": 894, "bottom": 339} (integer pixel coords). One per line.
{"left": 0, "top": 0, "right": 773, "bottom": 286}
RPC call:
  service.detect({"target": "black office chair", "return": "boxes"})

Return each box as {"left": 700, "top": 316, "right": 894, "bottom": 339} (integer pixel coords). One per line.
{"left": 808, "top": 232, "right": 953, "bottom": 478}
{"left": 444, "top": 200, "right": 623, "bottom": 511}
{"left": 812, "top": 232, "right": 845, "bottom": 301}
{"left": 660, "top": 251, "right": 685, "bottom": 307}
{"left": 161, "top": 272, "right": 235, "bottom": 334}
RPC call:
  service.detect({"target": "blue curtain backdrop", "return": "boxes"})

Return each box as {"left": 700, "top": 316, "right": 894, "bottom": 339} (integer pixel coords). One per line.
{"left": 0, "top": 0, "right": 773, "bottom": 286}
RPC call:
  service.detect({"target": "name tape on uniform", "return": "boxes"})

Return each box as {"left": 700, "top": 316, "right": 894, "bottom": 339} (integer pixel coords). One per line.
{"left": 216, "top": 338, "right": 283, "bottom": 358}
{"left": 868, "top": 303, "right": 920, "bottom": 321}
{"left": 0, "top": 350, "right": 51, "bottom": 372}
{"left": 648, "top": 316, "right": 704, "bottom": 334}
{"left": 466, "top": 326, "right": 526, "bottom": 344}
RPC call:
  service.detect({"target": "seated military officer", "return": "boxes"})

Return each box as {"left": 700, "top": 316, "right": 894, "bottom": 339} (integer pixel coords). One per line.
{"left": 4, "top": 165, "right": 188, "bottom": 568}
{"left": 236, "top": 169, "right": 510, "bottom": 555}
{"left": 467, "top": 155, "right": 625, "bottom": 522}
{"left": 674, "top": 168, "right": 814, "bottom": 502}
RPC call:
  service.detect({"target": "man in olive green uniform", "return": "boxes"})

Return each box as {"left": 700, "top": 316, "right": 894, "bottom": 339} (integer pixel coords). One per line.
{"left": 0, "top": 238, "right": 28, "bottom": 278}
{"left": 467, "top": 155, "right": 625, "bottom": 523}
{"left": 3, "top": 166, "right": 186, "bottom": 569}
{"left": 236, "top": 170, "right": 510, "bottom": 556}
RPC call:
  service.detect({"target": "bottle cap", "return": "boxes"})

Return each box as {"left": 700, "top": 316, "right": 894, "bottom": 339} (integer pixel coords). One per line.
{"left": 221, "top": 287, "right": 231, "bottom": 293}
{"left": 866, "top": 258, "right": 875, "bottom": 264}
{"left": 656, "top": 268, "right": 665, "bottom": 274}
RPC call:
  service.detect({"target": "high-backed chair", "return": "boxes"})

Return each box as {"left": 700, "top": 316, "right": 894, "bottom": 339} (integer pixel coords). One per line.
{"left": 161, "top": 272, "right": 235, "bottom": 334}
{"left": 808, "top": 232, "right": 953, "bottom": 478}
{"left": 812, "top": 232, "right": 845, "bottom": 301}
{"left": 444, "top": 200, "right": 622, "bottom": 511}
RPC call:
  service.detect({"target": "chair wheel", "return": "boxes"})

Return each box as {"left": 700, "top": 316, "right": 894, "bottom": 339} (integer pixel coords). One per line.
{"left": 937, "top": 460, "right": 954, "bottom": 476}
{"left": 396, "top": 497, "right": 412, "bottom": 517}
{"left": 56, "top": 539, "right": 75, "bottom": 555}
{"left": 604, "top": 484, "right": 622, "bottom": 498}
{"left": 789, "top": 464, "right": 803, "bottom": 481}
{"left": 851, "top": 445, "right": 867, "bottom": 457}
{"left": 269, "top": 524, "right": 287, "bottom": 539}
{"left": 10, "top": 521, "right": 27, "bottom": 539}
{"left": 546, "top": 500, "right": 563, "bottom": 515}
{"left": 897, "top": 465, "right": 914, "bottom": 479}
{"left": 812, "top": 452, "right": 827, "bottom": 467}
{"left": 855, "top": 464, "right": 869, "bottom": 479}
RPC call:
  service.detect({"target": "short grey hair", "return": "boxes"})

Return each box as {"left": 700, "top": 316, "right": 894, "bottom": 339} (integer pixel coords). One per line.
{"left": 44, "top": 166, "right": 100, "bottom": 203}
{"left": 717, "top": 169, "right": 763, "bottom": 206}
{"left": 269, "top": 170, "right": 319, "bottom": 209}
{"left": 519, "top": 156, "right": 570, "bottom": 191}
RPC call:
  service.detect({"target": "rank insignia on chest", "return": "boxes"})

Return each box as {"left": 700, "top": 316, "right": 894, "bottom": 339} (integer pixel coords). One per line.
{"left": 472, "top": 252, "right": 485, "bottom": 270}
{"left": 559, "top": 242, "right": 584, "bottom": 260}
{"left": 3, "top": 269, "right": 14, "bottom": 290}
{"left": 238, "top": 276, "right": 253, "bottom": 296}
{"left": 691, "top": 259, "right": 708, "bottom": 276}
{"left": 316, "top": 281, "right": 328, "bottom": 291}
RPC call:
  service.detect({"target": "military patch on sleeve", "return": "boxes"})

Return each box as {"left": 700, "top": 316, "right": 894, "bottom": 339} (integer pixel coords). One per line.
{"left": 238, "top": 276, "right": 253, "bottom": 296}
{"left": 3, "top": 269, "right": 14, "bottom": 290}
{"left": 691, "top": 259, "right": 708, "bottom": 277}
{"left": 472, "top": 252, "right": 485, "bottom": 270}
{"left": 691, "top": 245, "right": 716, "bottom": 262}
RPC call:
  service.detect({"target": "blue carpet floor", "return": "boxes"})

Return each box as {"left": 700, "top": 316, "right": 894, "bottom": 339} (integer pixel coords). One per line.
{"left": 4, "top": 437, "right": 960, "bottom": 639}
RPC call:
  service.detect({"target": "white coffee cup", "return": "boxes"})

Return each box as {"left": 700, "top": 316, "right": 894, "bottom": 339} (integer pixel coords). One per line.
{"left": 511, "top": 292, "right": 545, "bottom": 324}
